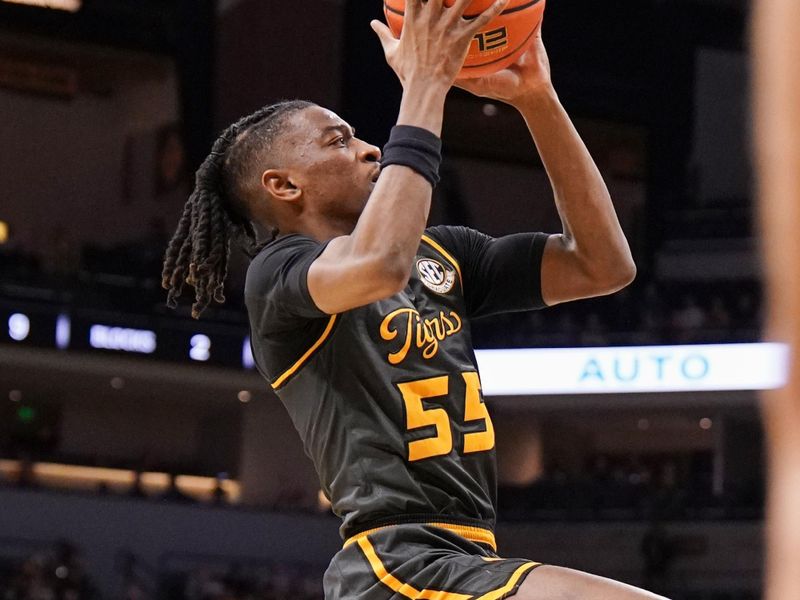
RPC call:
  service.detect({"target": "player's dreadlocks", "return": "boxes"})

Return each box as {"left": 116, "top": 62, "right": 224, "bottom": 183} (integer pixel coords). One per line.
{"left": 161, "top": 100, "right": 314, "bottom": 319}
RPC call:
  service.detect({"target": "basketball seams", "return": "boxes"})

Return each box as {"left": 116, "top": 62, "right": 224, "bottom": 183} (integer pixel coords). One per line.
{"left": 463, "top": 0, "right": 542, "bottom": 19}
{"left": 383, "top": 0, "right": 543, "bottom": 19}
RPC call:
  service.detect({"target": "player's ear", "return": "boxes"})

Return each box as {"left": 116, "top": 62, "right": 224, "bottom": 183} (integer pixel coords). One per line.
{"left": 262, "top": 169, "right": 301, "bottom": 203}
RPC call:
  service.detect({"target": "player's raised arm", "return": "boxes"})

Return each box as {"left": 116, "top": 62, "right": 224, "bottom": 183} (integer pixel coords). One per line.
{"left": 753, "top": 1, "right": 800, "bottom": 599}
{"left": 306, "top": 0, "right": 509, "bottom": 315}
{"left": 456, "top": 25, "right": 636, "bottom": 307}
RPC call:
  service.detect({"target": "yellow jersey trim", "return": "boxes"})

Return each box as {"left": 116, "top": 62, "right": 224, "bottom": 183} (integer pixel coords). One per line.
{"left": 354, "top": 535, "right": 541, "bottom": 600}
{"left": 271, "top": 314, "right": 338, "bottom": 390}
{"left": 357, "top": 536, "right": 473, "bottom": 600}
{"left": 344, "top": 521, "right": 497, "bottom": 552}
{"left": 421, "top": 235, "right": 463, "bottom": 292}
{"left": 473, "top": 562, "right": 539, "bottom": 600}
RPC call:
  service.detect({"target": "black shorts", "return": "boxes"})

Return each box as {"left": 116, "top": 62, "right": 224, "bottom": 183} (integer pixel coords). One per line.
{"left": 323, "top": 522, "right": 542, "bottom": 600}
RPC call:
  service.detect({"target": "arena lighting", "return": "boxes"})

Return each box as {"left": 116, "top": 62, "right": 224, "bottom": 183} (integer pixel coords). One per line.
{"left": 474, "top": 343, "right": 790, "bottom": 396}
{"left": 0, "top": 460, "right": 241, "bottom": 501}
{"left": 1, "top": 0, "right": 81, "bottom": 12}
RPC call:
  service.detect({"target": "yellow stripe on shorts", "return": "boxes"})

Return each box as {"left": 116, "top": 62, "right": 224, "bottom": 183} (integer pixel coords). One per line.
{"left": 351, "top": 530, "right": 541, "bottom": 600}
{"left": 473, "top": 562, "right": 540, "bottom": 600}
{"left": 358, "top": 537, "right": 472, "bottom": 600}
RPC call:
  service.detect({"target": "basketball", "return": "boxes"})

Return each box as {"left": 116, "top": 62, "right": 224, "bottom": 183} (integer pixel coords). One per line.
{"left": 383, "top": 0, "right": 546, "bottom": 79}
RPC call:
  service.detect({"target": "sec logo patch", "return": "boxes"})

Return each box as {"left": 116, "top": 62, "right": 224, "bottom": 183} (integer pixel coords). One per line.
{"left": 416, "top": 258, "right": 456, "bottom": 294}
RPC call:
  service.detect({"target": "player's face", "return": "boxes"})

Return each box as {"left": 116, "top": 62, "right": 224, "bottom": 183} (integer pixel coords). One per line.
{"left": 279, "top": 106, "right": 381, "bottom": 225}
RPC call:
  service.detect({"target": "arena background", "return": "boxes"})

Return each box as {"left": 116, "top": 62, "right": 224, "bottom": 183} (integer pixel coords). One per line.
{"left": 0, "top": 0, "right": 767, "bottom": 598}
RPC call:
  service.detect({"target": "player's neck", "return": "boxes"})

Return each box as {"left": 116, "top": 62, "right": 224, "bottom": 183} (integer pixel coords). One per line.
{"left": 280, "top": 215, "right": 356, "bottom": 243}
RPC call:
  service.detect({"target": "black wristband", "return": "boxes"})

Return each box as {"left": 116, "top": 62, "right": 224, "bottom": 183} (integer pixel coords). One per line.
{"left": 380, "top": 125, "right": 443, "bottom": 187}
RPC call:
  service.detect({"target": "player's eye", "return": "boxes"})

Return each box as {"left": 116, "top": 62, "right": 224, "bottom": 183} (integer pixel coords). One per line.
{"left": 331, "top": 135, "right": 348, "bottom": 147}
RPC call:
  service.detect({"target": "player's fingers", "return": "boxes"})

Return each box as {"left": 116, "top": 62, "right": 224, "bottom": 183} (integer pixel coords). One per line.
{"left": 417, "top": 0, "right": 444, "bottom": 23}
{"left": 449, "top": 0, "right": 474, "bottom": 20}
{"left": 405, "top": 0, "right": 421, "bottom": 20}
{"left": 370, "top": 19, "right": 396, "bottom": 52}
{"left": 465, "top": 0, "right": 508, "bottom": 33}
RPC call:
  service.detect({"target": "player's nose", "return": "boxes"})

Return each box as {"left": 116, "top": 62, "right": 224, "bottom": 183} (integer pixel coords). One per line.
{"left": 358, "top": 142, "right": 381, "bottom": 163}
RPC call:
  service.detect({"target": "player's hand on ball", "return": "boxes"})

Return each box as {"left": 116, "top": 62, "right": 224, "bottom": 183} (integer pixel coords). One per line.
{"left": 455, "top": 24, "right": 552, "bottom": 104}
{"left": 371, "top": 0, "right": 510, "bottom": 90}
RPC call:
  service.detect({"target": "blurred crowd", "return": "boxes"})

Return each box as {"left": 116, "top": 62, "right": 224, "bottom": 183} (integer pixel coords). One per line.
{"left": 472, "top": 281, "right": 761, "bottom": 349}
{"left": 0, "top": 541, "right": 97, "bottom": 600}
{"left": 159, "top": 562, "right": 322, "bottom": 600}
{"left": 121, "top": 552, "right": 325, "bottom": 600}
{"left": 0, "top": 230, "right": 762, "bottom": 348}
{"left": 499, "top": 453, "right": 763, "bottom": 522}
{"left": 0, "top": 542, "right": 323, "bottom": 600}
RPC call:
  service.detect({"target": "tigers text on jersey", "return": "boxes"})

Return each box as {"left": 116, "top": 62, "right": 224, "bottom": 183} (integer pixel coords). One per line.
{"left": 245, "top": 225, "right": 547, "bottom": 541}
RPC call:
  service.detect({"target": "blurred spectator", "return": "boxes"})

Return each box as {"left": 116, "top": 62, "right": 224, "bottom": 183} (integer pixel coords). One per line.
{"left": 41, "top": 226, "right": 80, "bottom": 284}
{"left": 639, "top": 283, "right": 668, "bottom": 337}
{"left": 17, "top": 455, "right": 38, "bottom": 489}
{"left": 580, "top": 312, "right": 609, "bottom": 346}
{"left": 640, "top": 520, "right": 675, "bottom": 595}
{"left": 211, "top": 474, "right": 228, "bottom": 507}
{"left": 732, "top": 292, "right": 759, "bottom": 330}
{"left": 154, "top": 124, "right": 189, "bottom": 201}
{"left": 160, "top": 474, "right": 194, "bottom": 504}
{"left": 129, "top": 470, "right": 147, "bottom": 499}
{"left": 671, "top": 295, "right": 707, "bottom": 343}
{"left": 707, "top": 296, "right": 732, "bottom": 330}
{"left": 117, "top": 551, "right": 155, "bottom": 600}
{"left": 555, "top": 312, "right": 579, "bottom": 340}
{"left": 134, "top": 217, "right": 170, "bottom": 280}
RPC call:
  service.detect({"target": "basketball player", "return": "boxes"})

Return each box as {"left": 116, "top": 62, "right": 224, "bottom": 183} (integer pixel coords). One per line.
{"left": 753, "top": 1, "right": 800, "bottom": 599}
{"left": 163, "top": 1, "right": 664, "bottom": 598}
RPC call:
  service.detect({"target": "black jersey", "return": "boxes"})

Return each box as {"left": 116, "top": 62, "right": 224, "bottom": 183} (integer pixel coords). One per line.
{"left": 245, "top": 225, "right": 548, "bottom": 540}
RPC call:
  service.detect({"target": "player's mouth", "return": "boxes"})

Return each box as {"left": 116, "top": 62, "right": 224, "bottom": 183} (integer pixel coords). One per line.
{"left": 370, "top": 168, "right": 381, "bottom": 183}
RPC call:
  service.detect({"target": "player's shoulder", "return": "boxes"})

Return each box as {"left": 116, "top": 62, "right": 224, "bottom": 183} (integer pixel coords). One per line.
{"left": 425, "top": 224, "right": 493, "bottom": 241}
{"left": 249, "top": 233, "right": 321, "bottom": 267}
{"left": 423, "top": 225, "right": 493, "bottom": 259}
{"left": 245, "top": 233, "right": 323, "bottom": 293}
{"left": 425, "top": 224, "right": 470, "bottom": 243}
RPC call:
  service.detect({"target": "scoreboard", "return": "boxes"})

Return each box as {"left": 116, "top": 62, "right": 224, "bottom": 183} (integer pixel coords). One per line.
{"left": 0, "top": 302, "right": 256, "bottom": 370}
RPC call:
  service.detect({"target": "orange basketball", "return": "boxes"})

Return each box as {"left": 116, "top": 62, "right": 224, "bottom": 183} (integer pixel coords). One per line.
{"left": 383, "top": 0, "right": 545, "bottom": 79}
